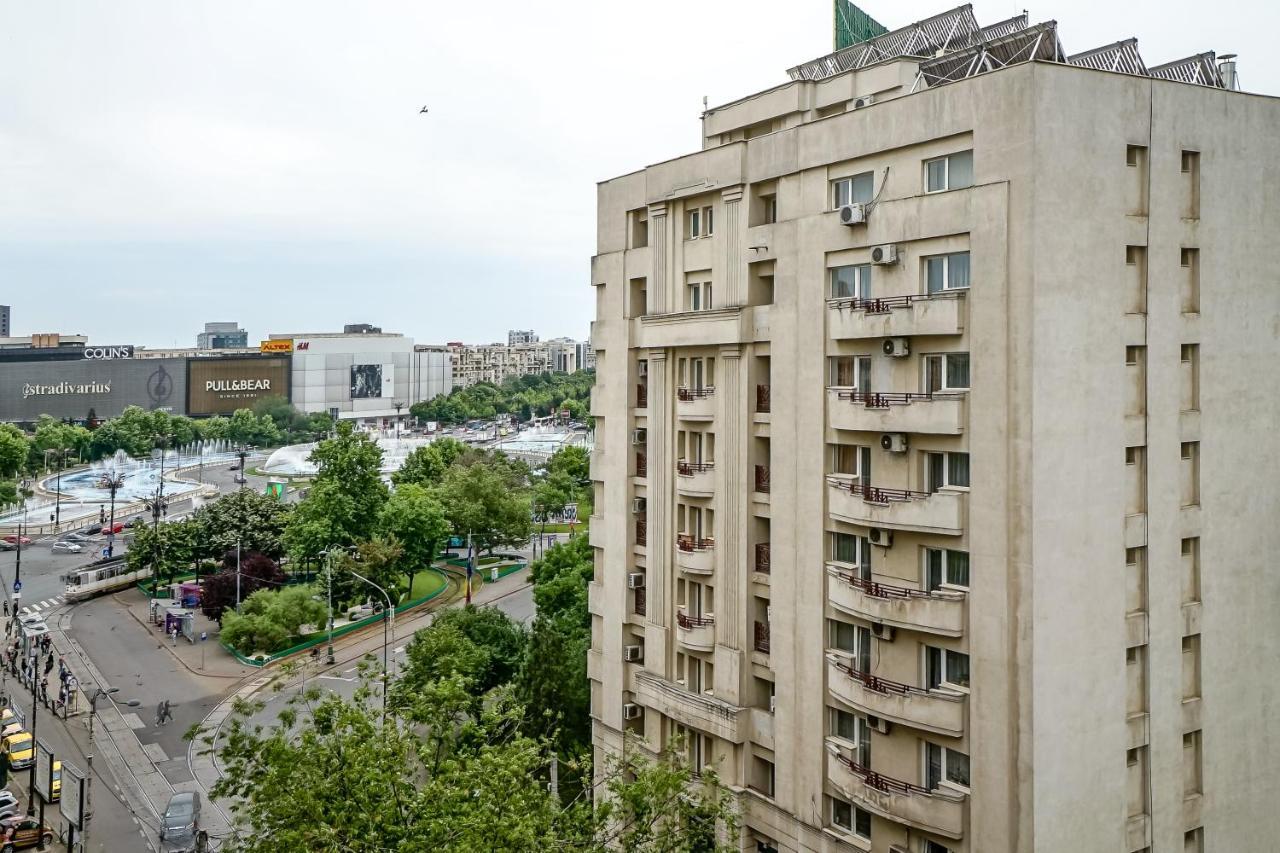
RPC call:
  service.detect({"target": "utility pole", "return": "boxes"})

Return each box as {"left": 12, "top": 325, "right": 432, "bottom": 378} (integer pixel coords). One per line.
{"left": 465, "top": 531, "right": 473, "bottom": 605}
{"left": 235, "top": 541, "right": 242, "bottom": 613}
{"left": 13, "top": 498, "right": 24, "bottom": 615}
{"left": 393, "top": 402, "right": 405, "bottom": 442}
{"left": 325, "top": 550, "right": 336, "bottom": 665}
{"left": 99, "top": 472, "right": 124, "bottom": 560}
{"left": 347, "top": 567, "right": 393, "bottom": 724}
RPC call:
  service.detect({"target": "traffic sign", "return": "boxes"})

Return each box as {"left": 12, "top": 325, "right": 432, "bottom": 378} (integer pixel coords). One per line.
{"left": 12, "top": 581, "right": 21, "bottom": 593}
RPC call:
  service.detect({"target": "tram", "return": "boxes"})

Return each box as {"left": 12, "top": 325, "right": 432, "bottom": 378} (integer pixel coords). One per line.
{"left": 62, "top": 559, "right": 151, "bottom": 603}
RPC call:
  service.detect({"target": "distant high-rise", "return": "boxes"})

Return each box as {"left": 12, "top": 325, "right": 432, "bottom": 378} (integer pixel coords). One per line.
{"left": 0, "top": 306, "right": 9, "bottom": 337}
{"left": 344, "top": 323, "right": 382, "bottom": 335}
{"left": 196, "top": 322, "right": 248, "bottom": 350}
{"left": 509, "top": 329, "right": 539, "bottom": 346}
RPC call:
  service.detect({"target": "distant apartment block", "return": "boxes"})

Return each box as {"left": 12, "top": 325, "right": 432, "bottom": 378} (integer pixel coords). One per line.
{"left": 449, "top": 334, "right": 590, "bottom": 387}
{"left": 589, "top": 7, "right": 1275, "bottom": 853}
{"left": 196, "top": 322, "right": 248, "bottom": 350}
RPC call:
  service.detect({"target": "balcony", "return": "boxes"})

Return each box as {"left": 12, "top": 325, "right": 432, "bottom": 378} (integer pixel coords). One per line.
{"left": 827, "top": 292, "right": 965, "bottom": 340}
{"left": 635, "top": 518, "right": 647, "bottom": 547}
{"left": 753, "top": 621, "right": 771, "bottom": 654}
{"left": 635, "top": 452, "right": 647, "bottom": 478}
{"left": 754, "top": 542, "right": 771, "bottom": 575}
{"left": 825, "top": 741, "right": 966, "bottom": 840}
{"left": 828, "top": 389, "right": 966, "bottom": 436}
{"left": 826, "top": 567, "right": 965, "bottom": 637}
{"left": 676, "top": 386, "right": 716, "bottom": 420}
{"left": 827, "top": 477, "right": 965, "bottom": 536}
{"left": 676, "top": 610, "right": 715, "bottom": 651}
{"left": 754, "top": 464, "right": 771, "bottom": 494}
{"left": 634, "top": 670, "right": 746, "bottom": 743}
{"left": 756, "top": 384, "right": 771, "bottom": 413}
{"left": 636, "top": 383, "right": 648, "bottom": 409}
{"left": 826, "top": 655, "right": 965, "bottom": 737}
{"left": 677, "top": 459, "right": 715, "bottom": 496}
{"left": 676, "top": 534, "right": 715, "bottom": 575}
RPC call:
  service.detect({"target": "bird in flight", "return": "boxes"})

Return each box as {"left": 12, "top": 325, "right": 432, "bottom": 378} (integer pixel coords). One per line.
{"left": 419, "top": 106, "right": 429, "bottom": 114}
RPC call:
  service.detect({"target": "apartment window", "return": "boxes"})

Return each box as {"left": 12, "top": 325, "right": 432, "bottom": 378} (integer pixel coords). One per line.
{"left": 831, "top": 172, "right": 873, "bottom": 209}
{"left": 1185, "top": 828, "right": 1204, "bottom": 853}
{"left": 1182, "top": 150, "right": 1201, "bottom": 219}
{"left": 762, "top": 194, "right": 777, "bottom": 224}
{"left": 924, "top": 150, "right": 973, "bottom": 192}
{"left": 1183, "top": 730, "right": 1203, "bottom": 796}
{"left": 629, "top": 208, "right": 649, "bottom": 249}
{"left": 830, "top": 619, "right": 871, "bottom": 673}
{"left": 925, "top": 742, "right": 971, "bottom": 789}
{"left": 925, "top": 548, "right": 970, "bottom": 590}
{"left": 1126, "top": 144, "right": 1145, "bottom": 167}
{"left": 831, "top": 798, "right": 871, "bottom": 839}
{"left": 1181, "top": 344, "right": 1200, "bottom": 411}
{"left": 829, "top": 708, "right": 872, "bottom": 766}
{"left": 926, "top": 451, "right": 970, "bottom": 491}
{"left": 925, "top": 252, "right": 971, "bottom": 294}
{"left": 926, "top": 646, "right": 970, "bottom": 690}
{"left": 1182, "top": 537, "right": 1201, "bottom": 605}
{"left": 832, "top": 444, "right": 871, "bottom": 482}
{"left": 830, "top": 264, "right": 871, "bottom": 300}
{"left": 750, "top": 756, "right": 775, "bottom": 798}
{"left": 828, "top": 355, "right": 871, "bottom": 389}
{"left": 1182, "top": 634, "right": 1201, "bottom": 700}
{"left": 1126, "top": 345, "right": 1143, "bottom": 365}
{"left": 1181, "top": 248, "right": 1200, "bottom": 313}
{"left": 923, "top": 353, "right": 970, "bottom": 391}
{"left": 925, "top": 843, "right": 954, "bottom": 853}
{"left": 687, "top": 205, "right": 714, "bottom": 239}
{"left": 832, "top": 532, "right": 871, "bottom": 570}
{"left": 687, "top": 281, "right": 714, "bottom": 311}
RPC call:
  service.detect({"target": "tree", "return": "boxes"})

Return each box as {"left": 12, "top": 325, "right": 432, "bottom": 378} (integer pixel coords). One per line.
{"left": 433, "top": 457, "right": 531, "bottom": 554}
{"left": 88, "top": 406, "right": 156, "bottom": 458}
{"left": 126, "top": 519, "right": 200, "bottom": 586}
{"left": 377, "top": 484, "right": 448, "bottom": 591}
{"left": 532, "top": 469, "right": 577, "bottom": 519}
{"left": 227, "top": 408, "right": 282, "bottom": 447}
{"left": 390, "top": 436, "right": 465, "bottom": 488}
{"left": 346, "top": 536, "right": 404, "bottom": 603}
{"left": 191, "top": 488, "right": 292, "bottom": 560}
{"left": 398, "top": 606, "right": 527, "bottom": 700}
{"left": 29, "top": 416, "right": 91, "bottom": 465}
{"left": 0, "top": 425, "right": 29, "bottom": 478}
{"left": 545, "top": 444, "right": 590, "bottom": 482}
{"left": 201, "top": 551, "right": 286, "bottom": 622}
{"left": 221, "top": 585, "right": 328, "bottom": 654}
{"left": 409, "top": 369, "right": 596, "bottom": 425}
{"left": 284, "top": 422, "right": 387, "bottom": 560}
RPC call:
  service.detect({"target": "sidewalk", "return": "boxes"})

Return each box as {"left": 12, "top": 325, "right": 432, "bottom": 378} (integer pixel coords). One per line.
{"left": 120, "top": 593, "right": 254, "bottom": 680}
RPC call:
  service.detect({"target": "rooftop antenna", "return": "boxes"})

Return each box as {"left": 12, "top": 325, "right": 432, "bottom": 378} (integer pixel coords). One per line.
{"left": 702, "top": 95, "right": 708, "bottom": 114}
{"left": 1219, "top": 53, "right": 1239, "bottom": 90}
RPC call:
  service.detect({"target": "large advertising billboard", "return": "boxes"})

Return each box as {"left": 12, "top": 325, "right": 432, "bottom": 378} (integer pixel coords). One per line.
{"left": 0, "top": 358, "right": 186, "bottom": 422}
{"left": 187, "top": 356, "right": 290, "bottom": 416}
{"left": 350, "top": 363, "right": 393, "bottom": 399}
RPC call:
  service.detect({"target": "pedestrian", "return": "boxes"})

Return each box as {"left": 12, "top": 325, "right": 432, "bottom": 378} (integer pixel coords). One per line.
{"left": 3, "top": 601, "right": 8, "bottom": 618}
{"left": 42, "top": 655, "right": 51, "bottom": 676}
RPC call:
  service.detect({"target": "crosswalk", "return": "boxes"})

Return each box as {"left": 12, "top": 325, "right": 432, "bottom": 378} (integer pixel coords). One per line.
{"left": 16, "top": 597, "right": 64, "bottom": 616}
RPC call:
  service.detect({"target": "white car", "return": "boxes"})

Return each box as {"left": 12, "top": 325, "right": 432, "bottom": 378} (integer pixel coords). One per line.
{"left": 0, "top": 789, "right": 19, "bottom": 819}
{"left": 50, "top": 542, "right": 82, "bottom": 555}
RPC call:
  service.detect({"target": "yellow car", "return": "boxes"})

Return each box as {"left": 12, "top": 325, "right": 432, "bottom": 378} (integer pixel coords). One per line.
{"left": 1, "top": 732, "right": 32, "bottom": 770}
{"left": 51, "top": 762, "right": 60, "bottom": 802}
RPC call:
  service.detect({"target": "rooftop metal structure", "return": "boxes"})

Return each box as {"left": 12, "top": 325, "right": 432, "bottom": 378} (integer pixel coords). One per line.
{"left": 835, "top": 1, "right": 888, "bottom": 51}
{"left": 788, "top": 3, "right": 1230, "bottom": 91}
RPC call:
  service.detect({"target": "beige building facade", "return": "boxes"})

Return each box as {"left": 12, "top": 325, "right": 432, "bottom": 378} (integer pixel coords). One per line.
{"left": 588, "top": 7, "right": 1280, "bottom": 853}
{"left": 449, "top": 335, "right": 585, "bottom": 387}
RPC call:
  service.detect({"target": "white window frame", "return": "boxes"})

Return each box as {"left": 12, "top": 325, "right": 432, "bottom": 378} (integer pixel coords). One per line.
{"left": 831, "top": 532, "right": 871, "bottom": 574}
{"left": 925, "top": 742, "right": 971, "bottom": 792}
{"left": 925, "top": 547, "right": 969, "bottom": 590}
{"left": 829, "top": 264, "right": 871, "bottom": 300}
{"left": 829, "top": 619, "right": 871, "bottom": 673}
{"left": 687, "top": 281, "right": 713, "bottom": 312}
{"left": 924, "top": 150, "right": 974, "bottom": 193}
{"left": 924, "top": 251, "right": 970, "bottom": 293}
{"left": 828, "top": 708, "right": 872, "bottom": 767}
{"left": 827, "top": 355, "right": 871, "bottom": 389}
{"left": 922, "top": 353, "right": 970, "bottom": 392}
{"left": 687, "top": 205, "right": 714, "bottom": 239}
{"left": 830, "top": 797, "right": 872, "bottom": 839}
{"left": 830, "top": 172, "right": 874, "bottom": 209}
{"left": 925, "top": 450, "right": 970, "bottom": 491}
{"left": 925, "top": 645, "right": 970, "bottom": 692}
{"left": 831, "top": 444, "right": 871, "bottom": 480}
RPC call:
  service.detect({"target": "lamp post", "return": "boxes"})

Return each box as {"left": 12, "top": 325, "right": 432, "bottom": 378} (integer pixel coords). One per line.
{"left": 233, "top": 444, "right": 254, "bottom": 489}
{"left": 13, "top": 497, "right": 25, "bottom": 615}
{"left": 42, "top": 448, "right": 70, "bottom": 532}
{"left": 86, "top": 685, "right": 119, "bottom": 850}
{"left": 347, "top": 567, "right": 394, "bottom": 722}
{"left": 393, "top": 402, "right": 405, "bottom": 442}
{"left": 318, "top": 547, "right": 355, "bottom": 666}
{"left": 98, "top": 471, "right": 125, "bottom": 559}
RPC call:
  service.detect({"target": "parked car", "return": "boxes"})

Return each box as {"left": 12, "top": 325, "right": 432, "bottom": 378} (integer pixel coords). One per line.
{"left": 50, "top": 762, "right": 60, "bottom": 802}
{"left": 0, "top": 537, "right": 30, "bottom": 546}
{"left": 159, "top": 791, "right": 201, "bottom": 852}
{"left": 1, "top": 732, "right": 33, "bottom": 771}
{"left": 0, "top": 790, "right": 19, "bottom": 820}
{"left": 61, "top": 532, "right": 93, "bottom": 544}
{"left": 0, "top": 543, "right": 12, "bottom": 553}
{"left": 100, "top": 522, "right": 125, "bottom": 535}
{"left": 125, "top": 517, "right": 146, "bottom": 528}
{"left": 50, "top": 542, "right": 82, "bottom": 555}
{"left": 83, "top": 524, "right": 103, "bottom": 535}
{"left": 0, "top": 814, "right": 53, "bottom": 851}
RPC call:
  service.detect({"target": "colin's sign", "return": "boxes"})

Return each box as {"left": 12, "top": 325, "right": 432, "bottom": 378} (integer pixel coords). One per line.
{"left": 82, "top": 346, "right": 134, "bottom": 360}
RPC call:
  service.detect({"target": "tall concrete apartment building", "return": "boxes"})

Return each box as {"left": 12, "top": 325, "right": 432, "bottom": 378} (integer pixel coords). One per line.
{"left": 588, "top": 7, "right": 1280, "bottom": 853}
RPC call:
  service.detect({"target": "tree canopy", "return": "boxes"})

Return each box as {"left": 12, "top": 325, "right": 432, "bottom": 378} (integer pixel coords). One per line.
{"left": 409, "top": 370, "right": 594, "bottom": 425}
{"left": 285, "top": 422, "right": 388, "bottom": 560}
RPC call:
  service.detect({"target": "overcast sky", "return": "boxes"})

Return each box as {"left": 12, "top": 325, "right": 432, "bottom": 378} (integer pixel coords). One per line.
{"left": 1, "top": 1, "right": 1274, "bottom": 348}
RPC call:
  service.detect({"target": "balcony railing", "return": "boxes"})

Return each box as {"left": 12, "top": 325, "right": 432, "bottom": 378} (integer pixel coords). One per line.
{"left": 754, "top": 621, "right": 771, "bottom": 654}
{"left": 827, "top": 291, "right": 963, "bottom": 314}
{"left": 676, "top": 534, "right": 715, "bottom": 552}
{"left": 677, "top": 386, "right": 715, "bottom": 401}
{"left": 837, "top": 390, "right": 965, "bottom": 408}
{"left": 635, "top": 518, "right": 647, "bottom": 546}
{"left": 633, "top": 585, "right": 647, "bottom": 617}
{"left": 827, "top": 477, "right": 932, "bottom": 504}
{"left": 677, "top": 611, "right": 715, "bottom": 629}
{"left": 832, "top": 752, "right": 933, "bottom": 797}
{"left": 755, "top": 542, "right": 771, "bottom": 574}
{"left": 677, "top": 460, "right": 715, "bottom": 476}
{"left": 636, "top": 383, "right": 648, "bottom": 408}
{"left": 830, "top": 569, "right": 943, "bottom": 602}
{"left": 831, "top": 656, "right": 930, "bottom": 699}
{"left": 756, "top": 384, "right": 771, "bottom": 413}
{"left": 754, "top": 464, "right": 771, "bottom": 493}
{"left": 635, "top": 452, "right": 647, "bottom": 478}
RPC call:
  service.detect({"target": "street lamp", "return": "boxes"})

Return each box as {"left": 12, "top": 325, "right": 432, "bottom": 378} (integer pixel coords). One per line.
{"left": 347, "top": 567, "right": 394, "bottom": 722}
{"left": 97, "top": 471, "right": 125, "bottom": 559}
{"left": 86, "top": 685, "right": 120, "bottom": 850}
{"left": 393, "top": 402, "right": 405, "bottom": 442}
{"left": 42, "top": 448, "right": 71, "bottom": 531}
{"left": 318, "top": 546, "right": 356, "bottom": 666}
{"left": 233, "top": 444, "right": 254, "bottom": 488}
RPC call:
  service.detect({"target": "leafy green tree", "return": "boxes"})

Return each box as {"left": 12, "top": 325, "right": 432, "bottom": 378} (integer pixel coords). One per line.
{"left": 398, "top": 606, "right": 527, "bottom": 701}
{"left": 532, "top": 469, "right": 578, "bottom": 519}
{"left": 29, "top": 416, "right": 91, "bottom": 465}
{"left": 88, "top": 406, "right": 156, "bottom": 458}
{"left": 220, "top": 611, "right": 289, "bottom": 657}
{"left": 191, "top": 488, "right": 292, "bottom": 559}
{"left": 199, "top": 416, "right": 231, "bottom": 441}
{"left": 546, "top": 444, "right": 590, "bottom": 482}
{"left": 227, "top": 408, "right": 282, "bottom": 447}
{"left": 390, "top": 436, "right": 466, "bottom": 488}
{"left": 201, "top": 552, "right": 286, "bottom": 622}
{"left": 0, "top": 425, "right": 29, "bottom": 478}
{"left": 346, "top": 536, "right": 405, "bottom": 602}
{"left": 434, "top": 456, "right": 531, "bottom": 553}
{"left": 126, "top": 519, "right": 200, "bottom": 585}
{"left": 285, "top": 422, "right": 387, "bottom": 559}
{"left": 409, "top": 369, "right": 595, "bottom": 425}
{"left": 237, "top": 585, "right": 327, "bottom": 637}
{"left": 377, "top": 484, "right": 448, "bottom": 589}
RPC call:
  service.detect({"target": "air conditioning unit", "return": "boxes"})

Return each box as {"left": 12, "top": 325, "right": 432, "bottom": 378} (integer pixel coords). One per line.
{"left": 838, "top": 203, "right": 867, "bottom": 226}
{"left": 632, "top": 497, "right": 647, "bottom": 514}
{"left": 627, "top": 572, "right": 645, "bottom": 589}
{"left": 880, "top": 433, "right": 908, "bottom": 453}
{"left": 882, "top": 337, "right": 909, "bottom": 357}
{"left": 769, "top": 695, "right": 776, "bottom": 714}
{"left": 868, "top": 528, "right": 894, "bottom": 547}
{"left": 853, "top": 94, "right": 875, "bottom": 108}
{"left": 870, "top": 243, "right": 899, "bottom": 265}
{"left": 867, "top": 714, "right": 893, "bottom": 735}
{"left": 623, "top": 702, "right": 644, "bottom": 720}
{"left": 623, "top": 645, "right": 644, "bottom": 662}
{"left": 631, "top": 428, "right": 647, "bottom": 445}
{"left": 871, "top": 623, "right": 896, "bottom": 642}
{"left": 637, "top": 361, "right": 648, "bottom": 377}
{"left": 766, "top": 605, "right": 773, "bottom": 622}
